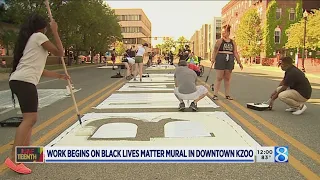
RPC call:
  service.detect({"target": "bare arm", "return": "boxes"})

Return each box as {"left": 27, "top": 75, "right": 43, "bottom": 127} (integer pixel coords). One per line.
{"left": 42, "top": 69, "right": 63, "bottom": 79}
{"left": 42, "top": 20, "right": 64, "bottom": 57}
{"left": 232, "top": 41, "right": 241, "bottom": 64}
{"left": 211, "top": 39, "right": 222, "bottom": 62}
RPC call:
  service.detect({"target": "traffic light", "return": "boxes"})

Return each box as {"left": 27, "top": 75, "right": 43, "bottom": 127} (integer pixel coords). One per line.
{"left": 154, "top": 37, "right": 157, "bottom": 40}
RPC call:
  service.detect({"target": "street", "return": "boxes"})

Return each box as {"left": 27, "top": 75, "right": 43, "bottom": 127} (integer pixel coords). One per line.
{"left": 0, "top": 64, "right": 319, "bottom": 180}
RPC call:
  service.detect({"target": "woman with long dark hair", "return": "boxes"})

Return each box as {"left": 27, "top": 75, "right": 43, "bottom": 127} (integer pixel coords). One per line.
{"left": 211, "top": 25, "right": 243, "bottom": 100}
{"left": 5, "top": 13, "right": 68, "bottom": 174}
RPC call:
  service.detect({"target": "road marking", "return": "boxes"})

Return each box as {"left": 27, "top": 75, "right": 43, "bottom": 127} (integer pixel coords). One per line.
{"left": 0, "top": 78, "right": 124, "bottom": 155}
{"left": 198, "top": 81, "right": 320, "bottom": 180}
{"left": 0, "top": 80, "right": 126, "bottom": 174}
{"left": 222, "top": 92, "right": 320, "bottom": 164}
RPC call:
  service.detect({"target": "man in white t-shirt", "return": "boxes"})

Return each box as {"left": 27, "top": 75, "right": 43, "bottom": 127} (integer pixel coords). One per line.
{"left": 134, "top": 43, "right": 148, "bottom": 81}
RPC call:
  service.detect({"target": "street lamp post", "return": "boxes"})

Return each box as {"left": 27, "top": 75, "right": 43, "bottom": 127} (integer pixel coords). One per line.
{"left": 302, "top": 10, "right": 308, "bottom": 72}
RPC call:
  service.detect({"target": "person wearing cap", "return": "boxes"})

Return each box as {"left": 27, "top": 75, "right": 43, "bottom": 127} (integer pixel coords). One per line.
{"left": 269, "top": 56, "right": 312, "bottom": 115}
{"left": 174, "top": 60, "right": 208, "bottom": 111}
{"left": 134, "top": 43, "right": 148, "bottom": 82}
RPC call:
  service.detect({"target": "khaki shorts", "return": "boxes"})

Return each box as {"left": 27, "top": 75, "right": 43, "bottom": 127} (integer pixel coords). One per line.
{"left": 174, "top": 85, "right": 208, "bottom": 100}
{"left": 135, "top": 56, "right": 143, "bottom": 63}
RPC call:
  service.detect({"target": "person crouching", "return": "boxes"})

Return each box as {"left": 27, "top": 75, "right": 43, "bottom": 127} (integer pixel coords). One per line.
{"left": 174, "top": 60, "right": 208, "bottom": 111}
{"left": 269, "top": 56, "right": 312, "bottom": 115}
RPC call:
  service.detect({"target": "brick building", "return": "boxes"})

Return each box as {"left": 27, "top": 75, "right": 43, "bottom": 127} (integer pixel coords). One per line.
{"left": 221, "top": 0, "right": 320, "bottom": 59}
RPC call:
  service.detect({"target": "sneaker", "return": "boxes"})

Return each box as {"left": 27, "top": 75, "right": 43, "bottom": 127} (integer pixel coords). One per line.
{"left": 285, "top": 107, "right": 297, "bottom": 112}
{"left": 133, "top": 78, "right": 137, "bottom": 81}
{"left": 179, "top": 102, "right": 185, "bottom": 111}
{"left": 190, "top": 101, "right": 198, "bottom": 111}
{"left": 5, "top": 157, "right": 32, "bottom": 174}
{"left": 292, "top": 104, "right": 307, "bottom": 115}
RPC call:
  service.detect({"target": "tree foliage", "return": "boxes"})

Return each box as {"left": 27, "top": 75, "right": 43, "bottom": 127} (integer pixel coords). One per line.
{"left": 235, "top": 8, "right": 262, "bottom": 58}
{"left": 161, "top": 37, "right": 175, "bottom": 54}
{"left": 175, "top": 36, "right": 189, "bottom": 54}
{"left": 285, "top": 9, "right": 320, "bottom": 50}
{"left": 115, "top": 41, "right": 125, "bottom": 56}
{"left": 0, "top": 0, "right": 122, "bottom": 55}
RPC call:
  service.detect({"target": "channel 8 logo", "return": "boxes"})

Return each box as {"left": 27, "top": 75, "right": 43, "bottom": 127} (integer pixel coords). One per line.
{"left": 274, "top": 146, "right": 289, "bottom": 163}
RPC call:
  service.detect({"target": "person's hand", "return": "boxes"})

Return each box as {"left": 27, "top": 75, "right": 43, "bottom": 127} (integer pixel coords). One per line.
{"left": 239, "top": 63, "right": 243, "bottom": 70}
{"left": 269, "top": 99, "right": 274, "bottom": 109}
{"left": 59, "top": 74, "right": 70, "bottom": 81}
{"left": 50, "top": 19, "right": 58, "bottom": 33}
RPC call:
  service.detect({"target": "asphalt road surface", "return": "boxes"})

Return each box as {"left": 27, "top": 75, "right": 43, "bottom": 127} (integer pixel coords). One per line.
{"left": 0, "top": 63, "right": 319, "bottom": 180}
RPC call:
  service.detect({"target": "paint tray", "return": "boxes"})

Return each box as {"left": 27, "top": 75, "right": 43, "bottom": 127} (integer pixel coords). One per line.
{"left": 0, "top": 117, "right": 23, "bottom": 127}
{"left": 246, "top": 99, "right": 271, "bottom": 111}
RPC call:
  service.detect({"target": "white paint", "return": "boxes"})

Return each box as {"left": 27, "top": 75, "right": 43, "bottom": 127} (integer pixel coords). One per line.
{"left": 75, "top": 126, "right": 96, "bottom": 136}
{"left": 94, "top": 93, "right": 219, "bottom": 109}
{"left": 98, "top": 65, "right": 119, "bottom": 69}
{"left": 143, "top": 74, "right": 174, "bottom": 77}
{"left": 129, "top": 76, "right": 174, "bottom": 83}
{"left": 118, "top": 83, "right": 174, "bottom": 92}
{"left": 0, "top": 89, "right": 81, "bottom": 109}
{"left": 46, "top": 112, "right": 260, "bottom": 147}
{"left": 91, "top": 123, "right": 138, "bottom": 139}
{"left": 146, "top": 65, "right": 176, "bottom": 71}
{"left": 164, "top": 121, "right": 211, "bottom": 138}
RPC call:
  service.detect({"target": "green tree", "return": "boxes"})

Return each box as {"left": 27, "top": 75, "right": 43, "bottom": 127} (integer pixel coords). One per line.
{"left": 263, "top": 0, "right": 278, "bottom": 58}
{"left": 161, "top": 37, "right": 175, "bottom": 54}
{"left": 1, "top": 0, "right": 122, "bottom": 57}
{"left": 285, "top": 9, "right": 320, "bottom": 50}
{"left": 235, "top": 8, "right": 262, "bottom": 58}
{"left": 175, "top": 36, "right": 189, "bottom": 54}
{"left": 295, "top": 0, "right": 303, "bottom": 21}
{"left": 115, "top": 41, "right": 125, "bottom": 56}
{"left": 0, "top": 30, "right": 17, "bottom": 55}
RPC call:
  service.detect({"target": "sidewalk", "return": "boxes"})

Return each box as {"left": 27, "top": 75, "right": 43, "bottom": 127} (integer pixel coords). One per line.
{"left": 201, "top": 60, "right": 320, "bottom": 79}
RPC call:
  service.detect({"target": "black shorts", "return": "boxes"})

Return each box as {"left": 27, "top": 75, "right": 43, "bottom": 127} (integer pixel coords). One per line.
{"left": 9, "top": 80, "right": 38, "bottom": 113}
{"left": 214, "top": 53, "right": 235, "bottom": 70}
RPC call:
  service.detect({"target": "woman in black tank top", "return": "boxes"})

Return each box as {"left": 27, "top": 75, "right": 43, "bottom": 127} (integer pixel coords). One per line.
{"left": 210, "top": 25, "right": 243, "bottom": 100}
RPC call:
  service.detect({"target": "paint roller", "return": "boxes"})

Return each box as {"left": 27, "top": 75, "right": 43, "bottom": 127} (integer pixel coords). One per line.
{"left": 44, "top": 0, "right": 95, "bottom": 136}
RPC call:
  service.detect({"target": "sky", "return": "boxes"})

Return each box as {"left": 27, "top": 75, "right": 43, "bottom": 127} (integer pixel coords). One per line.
{"left": 105, "top": 1, "right": 229, "bottom": 45}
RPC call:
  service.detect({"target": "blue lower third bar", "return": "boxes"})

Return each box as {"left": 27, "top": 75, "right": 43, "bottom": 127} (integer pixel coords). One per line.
{"left": 45, "top": 159, "right": 254, "bottom": 163}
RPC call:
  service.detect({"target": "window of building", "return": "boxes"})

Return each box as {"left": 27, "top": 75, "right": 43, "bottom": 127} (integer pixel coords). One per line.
{"left": 276, "top": 8, "right": 281, "bottom": 19}
{"left": 289, "top": 8, "right": 295, "bottom": 21}
{"left": 274, "top": 27, "right": 281, "bottom": 44}
{"left": 118, "top": 15, "right": 141, "bottom": 21}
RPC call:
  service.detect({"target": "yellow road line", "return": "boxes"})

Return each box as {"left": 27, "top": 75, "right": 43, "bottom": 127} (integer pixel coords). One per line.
{"left": 200, "top": 79, "right": 320, "bottom": 164}
{"left": 200, "top": 81, "right": 320, "bottom": 179}
{"left": 220, "top": 92, "right": 320, "bottom": 164}
{"left": 0, "top": 79, "right": 124, "bottom": 155}
{"left": 0, "top": 80, "right": 126, "bottom": 175}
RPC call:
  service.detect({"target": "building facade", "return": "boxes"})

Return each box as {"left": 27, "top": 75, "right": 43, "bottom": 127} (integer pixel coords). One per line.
{"left": 114, "top": 9, "right": 152, "bottom": 49}
{"left": 209, "top": 17, "right": 222, "bottom": 52}
{"left": 199, "top": 24, "right": 209, "bottom": 59}
{"left": 221, "top": 0, "right": 320, "bottom": 59}
{"left": 190, "top": 30, "right": 200, "bottom": 56}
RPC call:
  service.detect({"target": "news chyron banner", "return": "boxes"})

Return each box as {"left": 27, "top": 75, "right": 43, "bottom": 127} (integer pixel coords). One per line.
{"left": 16, "top": 146, "right": 289, "bottom": 163}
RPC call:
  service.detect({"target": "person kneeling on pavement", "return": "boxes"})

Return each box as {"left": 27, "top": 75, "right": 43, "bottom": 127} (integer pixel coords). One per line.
{"left": 174, "top": 60, "right": 208, "bottom": 111}
{"left": 269, "top": 56, "right": 312, "bottom": 115}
